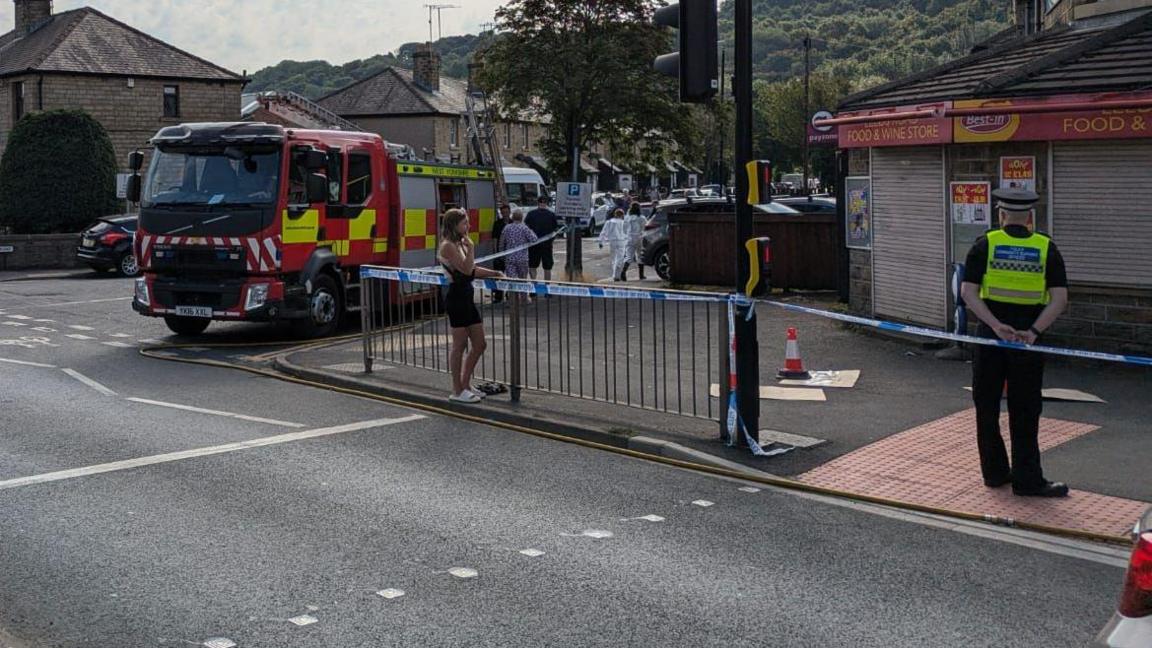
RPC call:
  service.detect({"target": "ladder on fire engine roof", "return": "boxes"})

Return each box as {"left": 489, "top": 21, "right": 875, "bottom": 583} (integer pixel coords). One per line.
{"left": 463, "top": 90, "right": 508, "bottom": 207}
{"left": 279, "top": 91, "right": 364, "bottom": 132}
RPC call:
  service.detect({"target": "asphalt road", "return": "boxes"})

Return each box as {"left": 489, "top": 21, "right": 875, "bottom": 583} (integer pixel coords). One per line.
{"left": 0, "top": 270, "right": 1130, "bottom": 647}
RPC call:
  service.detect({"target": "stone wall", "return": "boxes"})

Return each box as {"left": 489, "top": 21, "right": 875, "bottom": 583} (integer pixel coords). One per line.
{"left": 0, "top": 233, "right": 84, "bottom": 271}
{"left": 848, "top": 248, "right": 872, "bottom": 314}
{"left": 0, "top": 74, "right": 243, "bottom": 169}
{"left": 1046, "top": 286, "right": 1152, "bottom": 355}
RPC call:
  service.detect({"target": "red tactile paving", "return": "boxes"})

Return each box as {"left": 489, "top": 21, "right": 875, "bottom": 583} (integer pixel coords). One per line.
{"left": 799, "top": 409, "right": 1149, "bottom": 538}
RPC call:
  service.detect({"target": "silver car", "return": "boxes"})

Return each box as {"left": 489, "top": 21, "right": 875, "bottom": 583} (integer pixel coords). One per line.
{"left": 1095, "top": 506, "right": 1152, "bottom": 647}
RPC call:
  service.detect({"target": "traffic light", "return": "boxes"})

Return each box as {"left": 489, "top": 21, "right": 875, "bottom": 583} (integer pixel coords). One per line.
{"left": 653, "top": 1, "right": 718, "bottom": 103}
{"left": 745, "top": 160, "right": 773, "bottom": 205}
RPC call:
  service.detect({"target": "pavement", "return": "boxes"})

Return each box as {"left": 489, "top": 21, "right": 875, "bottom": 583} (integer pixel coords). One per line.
{"left": 276, "top": 238, "right": 1152, "bottom": 541}
{"left": 0, "top": 269, "right": 1135, "bottom": 646}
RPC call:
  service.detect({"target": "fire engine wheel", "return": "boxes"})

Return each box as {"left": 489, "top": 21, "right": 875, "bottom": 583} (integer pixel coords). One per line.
{"left": 164, "top": 316, "right": 210, "bottom": 336}
{"left": 294, "top": 274, "right": 341, "bottom": 339}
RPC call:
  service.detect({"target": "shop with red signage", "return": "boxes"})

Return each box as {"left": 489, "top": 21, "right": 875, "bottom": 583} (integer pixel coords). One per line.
{"left": 829, "top": 12, "right": 1152, "bottom": 354}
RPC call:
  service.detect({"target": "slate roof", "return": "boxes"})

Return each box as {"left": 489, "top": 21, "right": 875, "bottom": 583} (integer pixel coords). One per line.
{"left": 841, "top": 11, "right": 1152, "bottom": 110}
{"left": 319, "top": 67, "right": 470, "bottom": 117}
{"left": 0, "top": 7, "right": 242, "bottom": 81}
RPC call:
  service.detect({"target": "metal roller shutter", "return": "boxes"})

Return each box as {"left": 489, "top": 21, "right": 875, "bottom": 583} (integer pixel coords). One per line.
{"left": 1052, "top": 141, "right": 1152, "bottom": 287}
{"left": 871, "top": 147, "right": 947, "bottom": 327}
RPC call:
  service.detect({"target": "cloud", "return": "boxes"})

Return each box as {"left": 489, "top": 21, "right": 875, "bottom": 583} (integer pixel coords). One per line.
{"left": 0, "top": 0, "right": 504, "bottom": 73}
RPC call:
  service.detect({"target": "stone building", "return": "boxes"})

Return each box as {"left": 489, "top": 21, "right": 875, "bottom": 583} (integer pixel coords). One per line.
{"left": 0, "top": 0, "right": 245, "bottom": 168}
{"left": 832, "top": 0, "right": 1152, "bottom": 354}
{"left": 318, "top": 45, "right": 551, "bottom": 180}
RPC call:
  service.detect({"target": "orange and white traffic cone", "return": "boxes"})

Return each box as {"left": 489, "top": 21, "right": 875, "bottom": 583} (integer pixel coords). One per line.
{"left": 777, "top": 327, "right": 811, "bottom": 380}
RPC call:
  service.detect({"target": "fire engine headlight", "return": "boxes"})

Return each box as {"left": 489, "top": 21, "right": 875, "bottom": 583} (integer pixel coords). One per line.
{"left": 134, "top": 278, "right": 149, "bottom": 305}
{"left": 245, "top": 283, "right": 270, "bottom": 311}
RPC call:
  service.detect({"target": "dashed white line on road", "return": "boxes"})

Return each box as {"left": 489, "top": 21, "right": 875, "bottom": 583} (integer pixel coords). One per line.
{"left": 2, "top": 321, "right": 27, "bottom": 327}
{"left": 61, "top": 368, "right": 118, "bottom": 396}
{"left": 8, "top": 297, "right": 132, "bottom": 311}
{"left": 66, "top": 334, "right": 96, "bottom": 340}
{"left": 108, "top": 333, "right": 133, "bottom": 338}
{"left": 125, "top": 397, "right": 306, "bottom": 428}
{"left": 0, "top": 415, "right": 426, "bottom": 492}
{"left": 101, "top": 341, "right": 135, "bottom": 348}
{"left": 31, "top": 327, "right": 56, "bottom": 333}
{"left": 0, "top": 357, "right": 56, "bottom": 368}
{"left": 68, "top": 325, "right": 95, "bottom": 331}
{"left": 6, "top": 315, "right": 32, "bottom": 320}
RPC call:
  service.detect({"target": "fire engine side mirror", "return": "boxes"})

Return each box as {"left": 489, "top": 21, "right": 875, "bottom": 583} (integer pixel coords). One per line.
{"left": 126, "top": 175, "right": 142, "bottom": 203}
{"left": 305, "top": 173, "right": 327, "bottom": 204}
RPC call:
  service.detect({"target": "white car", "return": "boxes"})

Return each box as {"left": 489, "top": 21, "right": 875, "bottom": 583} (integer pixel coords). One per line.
{"left": 580, "top": 193, "right": 614, "bottom": 236}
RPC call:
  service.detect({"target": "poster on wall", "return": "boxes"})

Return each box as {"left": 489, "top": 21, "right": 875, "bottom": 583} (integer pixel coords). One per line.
{"left": 999, "top": 156, "right": 1036, "bottom": 192}
{"left": 950, "top": 182, "right": 991, "bottom": 225}
{"left": 845, "top": 176, "right": 871, "bottom": 250}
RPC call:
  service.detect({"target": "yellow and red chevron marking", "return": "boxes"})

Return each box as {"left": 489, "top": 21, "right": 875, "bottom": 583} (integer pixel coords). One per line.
{"left": 137, "top": 235, "right": 281, "bottom": 273}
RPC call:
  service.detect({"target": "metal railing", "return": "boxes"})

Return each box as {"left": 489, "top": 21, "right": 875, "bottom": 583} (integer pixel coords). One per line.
{"left": 359, "top": 267, "right": 730, "bottom": 423}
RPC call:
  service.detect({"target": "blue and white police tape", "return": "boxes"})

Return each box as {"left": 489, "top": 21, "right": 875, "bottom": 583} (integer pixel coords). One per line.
{"left": 360, "top": 266, "right": 729, "bottom": 302}
{"left": 753, "top": 298, "right": 1152, "bottom": 367}
{"left": 724, "top": 299, "right": 791, "bottom": 457}
{"left": 409, "top": 226, "right": 570, "bottom": 272}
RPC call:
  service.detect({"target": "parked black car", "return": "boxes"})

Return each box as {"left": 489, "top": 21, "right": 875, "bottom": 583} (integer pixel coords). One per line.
{"left": 77, "top": 214, "right": 139, "bottom": 277}
{"left": 639, "top": 198, "right": 800, "bottom": 281}
{"left": 775, "top": 196, "right": 837, "bottom": 215}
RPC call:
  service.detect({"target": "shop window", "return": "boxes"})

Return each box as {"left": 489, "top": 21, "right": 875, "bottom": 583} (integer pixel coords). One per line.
{"left": 346, "top": 152, "right": 372, "bottom": 205}
{"left": 163, "top": 85, "right": 180, "bottom": 118}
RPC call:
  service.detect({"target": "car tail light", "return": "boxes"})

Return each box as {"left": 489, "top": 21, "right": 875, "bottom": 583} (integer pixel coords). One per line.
{"left": 101, "top": 231, "right": 129, "bottom": 244}
{"left": 1119, "top": 531, "right": 1152, "bottom": 617}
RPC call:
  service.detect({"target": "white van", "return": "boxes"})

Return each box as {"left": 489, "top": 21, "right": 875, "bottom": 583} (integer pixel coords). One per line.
{"left": 503, "top": 167, "right": 546, "bottom": 210}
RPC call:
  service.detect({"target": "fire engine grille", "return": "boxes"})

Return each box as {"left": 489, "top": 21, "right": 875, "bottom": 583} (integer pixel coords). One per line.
{"left": 151, "top": 246, "right": 247, "bottom": 275}
{"left": 153, "top": 280, "right": 243, "bottom": 310}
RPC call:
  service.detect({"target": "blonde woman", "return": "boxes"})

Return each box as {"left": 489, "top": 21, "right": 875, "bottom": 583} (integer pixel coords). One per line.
{"left": 437, "top": 208, "right": 503, "bottom": 403}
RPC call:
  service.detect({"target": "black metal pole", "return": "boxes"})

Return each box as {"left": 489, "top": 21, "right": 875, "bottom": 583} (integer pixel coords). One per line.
{"left": 733, "top": 0, "right": 759, "bottom": 446}
{"left": 567, "top": 124, "right": 583, "bottom": 280}
{"left": 803, "top": 34, "right": 811, "bottom": 196}
{"left": 719, "top": 49, "right": 727, "bottom": 193}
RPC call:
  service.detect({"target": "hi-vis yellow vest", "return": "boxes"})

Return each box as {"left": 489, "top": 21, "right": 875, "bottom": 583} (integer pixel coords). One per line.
{"left": 980, "top": 229, "right": 1051, "bottom": 305}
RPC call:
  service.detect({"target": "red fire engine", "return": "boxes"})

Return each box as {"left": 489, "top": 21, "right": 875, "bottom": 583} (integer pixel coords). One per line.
{"left": 128, "top": 122, "right": 497, "bottom": 337}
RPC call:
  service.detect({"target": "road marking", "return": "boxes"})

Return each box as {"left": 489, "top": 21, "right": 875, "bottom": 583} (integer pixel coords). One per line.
{"left": 0, "top": 415, "right": 425, "bottom": 491}
{"left": 20, "top": 297, "right": 133, "bottom": 310}
{"left": 2, "top": 321, "right": 27, "bottom": 327}
{"left": 66, "top": 334, "right": 96, "bottom": 340}
{"left": 101, "top": 341, "right": 135, "bottom": 348}
{"left": 68, "top": 325, "right": 95, "bottom": 331}
{"left": 31, "top": 326, "right": 56, "bottom": 333}
{"left": 125, "top": 397, "right": 306, "bottom": 428}
{"left": 108, "top": 333, "right": 133, "bottom": 338}
{"left": 0, "top": 357, "right": 56, "bottom": 368}
{"left": 7, "top": 315, "right": 32, "bottom": 320}
{"left": 61, "top": 368, "right": 118, "bottom": 396}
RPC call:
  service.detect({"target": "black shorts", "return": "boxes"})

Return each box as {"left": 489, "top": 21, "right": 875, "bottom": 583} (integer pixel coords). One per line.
{"left": 446, "top": 284, "right": 482, "bottom": 329}
{"left": 528, "top": 242, "right": 554, "bottom": 270}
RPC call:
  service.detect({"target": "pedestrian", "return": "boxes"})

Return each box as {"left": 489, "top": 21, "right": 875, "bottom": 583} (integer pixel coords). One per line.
{"left": 437, "top": 208, "right": 503, "bottom": 404}
{"left": 499, "top": 208, "right": 538, "bottom": 300}
{"left": 621, "top": 202, "right": 647, "bottom": 280}
{"left": 525, "top": 195, "right": 560, "bottom": 281}
{"left": 598, "top": 208, "right": 629, "bottom": 281}
{"left": 960, "top": 188, "right": 1070, "bottom": 497}
{"left": 491, "top": 204, "right": 512, "bottom": 303}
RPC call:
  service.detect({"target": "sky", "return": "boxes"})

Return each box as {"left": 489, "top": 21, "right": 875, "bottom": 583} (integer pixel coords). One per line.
{"left": 0, "top": 0, "right": 506, "bottom": 73}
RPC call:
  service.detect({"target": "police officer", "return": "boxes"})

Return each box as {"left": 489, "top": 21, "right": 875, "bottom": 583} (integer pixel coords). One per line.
{"left": 960, "top": 188, "right": 1070, "bottom": 498}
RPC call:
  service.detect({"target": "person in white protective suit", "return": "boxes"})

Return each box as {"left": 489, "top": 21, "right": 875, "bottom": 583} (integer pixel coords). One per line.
{"left": 598, "top": 208, "right": 630, "bottom": 281}
{"left": 621, "top": 202, "right": 647, "bottom": 280}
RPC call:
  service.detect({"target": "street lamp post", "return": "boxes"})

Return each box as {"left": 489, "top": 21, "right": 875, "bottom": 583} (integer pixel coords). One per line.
{"left": 802, "top": 34, "right": 811, "bottom": 196}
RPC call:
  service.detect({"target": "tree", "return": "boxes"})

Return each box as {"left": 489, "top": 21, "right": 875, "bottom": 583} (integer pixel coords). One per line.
{"left": 0, "top": 110, "right": 119, "bottom": 235}
{"left": 479, "top": 0, "right": 692, "bottom": 181}
{"left": 753, "top": 73, "right": 850, "bottom": 184}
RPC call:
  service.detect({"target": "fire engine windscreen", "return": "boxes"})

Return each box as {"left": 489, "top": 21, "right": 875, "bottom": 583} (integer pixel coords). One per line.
{"left": 143, "top": 147, "right": 282, "bottom": 208}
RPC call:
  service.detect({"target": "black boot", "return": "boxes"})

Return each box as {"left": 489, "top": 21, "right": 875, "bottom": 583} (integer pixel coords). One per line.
{"left": 620, "top": 263, "right": 630, "bottom": 281}
{"left": 638, "top": 264, "right": 646, "bottom": 280}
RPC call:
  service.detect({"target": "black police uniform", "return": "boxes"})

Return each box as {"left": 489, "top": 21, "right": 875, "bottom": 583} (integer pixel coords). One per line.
{"left": 963, "top": 189, "right": 1068, "bottom": 496}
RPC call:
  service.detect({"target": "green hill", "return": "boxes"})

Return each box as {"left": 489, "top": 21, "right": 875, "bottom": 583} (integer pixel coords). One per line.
{"left": 249, "top": 1, "right": 1009, "bottom": 99}
{"left": 247, "top": 35, "right": 487, "bottom": 98}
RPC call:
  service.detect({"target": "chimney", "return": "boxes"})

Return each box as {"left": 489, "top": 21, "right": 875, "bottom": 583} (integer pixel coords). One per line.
{"left": 412, "top": 43, "right": 441, "bottom": 92}
{"left": 14, "top": 0, "right": 52, "bottom": 34}
{"left": 467, "top": 61, "right": 484, "bottom": 94}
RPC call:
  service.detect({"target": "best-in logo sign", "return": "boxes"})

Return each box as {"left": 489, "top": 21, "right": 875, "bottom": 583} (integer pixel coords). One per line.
{"left": 959, "top": 114, "right": 1013, "bottom": 135}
